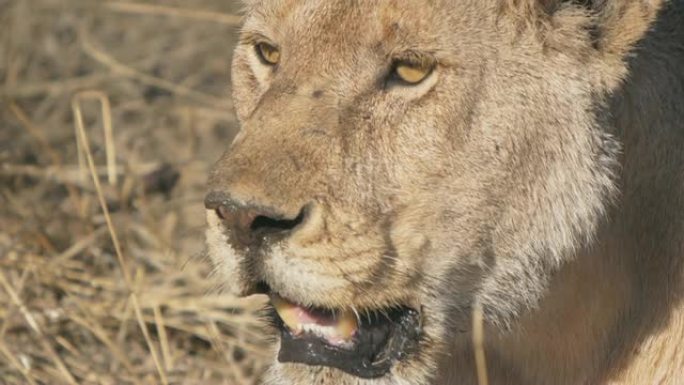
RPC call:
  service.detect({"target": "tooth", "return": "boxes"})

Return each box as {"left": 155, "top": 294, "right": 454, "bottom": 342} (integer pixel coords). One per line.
{"left": 270, "top": 295, "right": 302, "bottom": 333}
{"left": 335, "top": 310, "right": 358, "bottom": 340}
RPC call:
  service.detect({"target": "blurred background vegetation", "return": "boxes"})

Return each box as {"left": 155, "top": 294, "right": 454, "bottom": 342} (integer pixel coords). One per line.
{"left": 0, "top": 1, "right": 271, "bottom": 384}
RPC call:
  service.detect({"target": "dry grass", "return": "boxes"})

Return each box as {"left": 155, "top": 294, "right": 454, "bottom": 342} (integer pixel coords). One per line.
{"left": 0, "top": 1, "right": 272, "bottom": 384}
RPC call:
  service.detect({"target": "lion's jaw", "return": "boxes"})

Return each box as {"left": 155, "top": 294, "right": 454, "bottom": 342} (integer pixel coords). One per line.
{"left": 200, "top": 0, "right": 650, "bottom": 383}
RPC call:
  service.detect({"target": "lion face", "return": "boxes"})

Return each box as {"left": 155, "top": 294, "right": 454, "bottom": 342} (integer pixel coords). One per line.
{"left": 206, "top": 0, "right": 623, "bottom": 383}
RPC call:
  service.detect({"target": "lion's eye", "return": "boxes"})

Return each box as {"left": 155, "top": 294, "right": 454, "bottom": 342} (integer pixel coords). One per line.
{"left": 393, "top": 60, "right": 434, "bottom": 85}
{"left": 256, "top": 42, "right": 280, "bottom": 65}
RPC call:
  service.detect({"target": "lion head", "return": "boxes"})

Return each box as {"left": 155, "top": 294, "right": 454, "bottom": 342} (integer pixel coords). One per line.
{"left": 205, "top": 0, "right": 666, "bottom": 383}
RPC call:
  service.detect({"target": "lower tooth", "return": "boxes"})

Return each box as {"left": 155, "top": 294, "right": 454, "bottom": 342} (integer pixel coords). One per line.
{"left": 303, "top": 324, "right": 332, "bottom": 337}
{"left": 302, "top": 325, "right": 351, "bottom": 347}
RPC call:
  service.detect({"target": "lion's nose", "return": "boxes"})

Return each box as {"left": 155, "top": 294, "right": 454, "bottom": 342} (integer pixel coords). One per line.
{"left": 204, "top": 192, "right": 306, "bottom": 248}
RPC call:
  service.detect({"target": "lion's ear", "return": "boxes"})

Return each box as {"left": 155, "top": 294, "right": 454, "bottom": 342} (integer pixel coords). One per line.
{"left": 582, "top": 0, "right": 663, "bottom": 56}
{"left": 508, "top": 0, "right": 664, "bottom": 56}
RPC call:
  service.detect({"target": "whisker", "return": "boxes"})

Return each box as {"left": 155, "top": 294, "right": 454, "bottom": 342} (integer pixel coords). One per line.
{"left": 351, "top": 306, "right": 362, "bottom": 326}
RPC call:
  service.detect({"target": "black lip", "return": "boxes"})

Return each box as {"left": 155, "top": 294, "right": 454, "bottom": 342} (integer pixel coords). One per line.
{"left": 271, "top": 305, "right": 422, "bottom": 379}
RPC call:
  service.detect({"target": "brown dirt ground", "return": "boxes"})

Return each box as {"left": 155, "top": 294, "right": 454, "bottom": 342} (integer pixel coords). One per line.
{"left": 0, "top": 1, "right": 272, "bottom": 384}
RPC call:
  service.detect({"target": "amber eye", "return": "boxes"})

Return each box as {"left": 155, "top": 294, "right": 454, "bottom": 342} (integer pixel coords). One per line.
{"left": 392, "top": 57, "right": 435, "bottom": 85}
{"left": 255, "top": 42, "right": 280, "bottom": 65}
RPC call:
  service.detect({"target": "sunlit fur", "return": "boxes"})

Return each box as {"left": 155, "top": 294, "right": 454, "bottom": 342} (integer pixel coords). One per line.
{"left": 206, "top": 0, "right": 684, "bottom": 384}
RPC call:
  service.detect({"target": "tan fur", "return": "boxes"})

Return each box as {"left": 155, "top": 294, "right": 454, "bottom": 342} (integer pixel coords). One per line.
{"left": 206, "top": 0, "right": 684, "bottom": 384}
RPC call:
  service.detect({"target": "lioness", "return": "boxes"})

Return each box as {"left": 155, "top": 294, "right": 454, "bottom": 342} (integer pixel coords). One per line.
{"left": 204, "top": 0, "right": 684, "bottom": 384}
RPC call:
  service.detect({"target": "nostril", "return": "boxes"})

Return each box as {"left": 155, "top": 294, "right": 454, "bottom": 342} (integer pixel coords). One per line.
{"left": 250, "top": 208, "right": 306, "bottom": 234}
{"left": 215, "top": 205, "right": 230, "bottom": 220}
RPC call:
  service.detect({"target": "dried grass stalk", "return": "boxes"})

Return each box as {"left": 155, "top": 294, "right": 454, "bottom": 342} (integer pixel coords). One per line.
{"left": 2, "top": 2, "right": 267, "bottom": 383}
{"left": 0, "top": 272, "right": 78, "bottom": 385}
{"left": 472, "top": 301, "right": 490, "bottom": 385}
{"left": 105, "top": 2, "right": 243, "bottom": 26}
{"left": 0, "top": 341, "right": 39, "bottom": 385}
{"left": 79, "top": 27, "right": 229, "bottom": 109}
{"left": 71, "top": 92, "right": 169, "bottom": 385}
{"left": 71, "top": 91, "right": 118, "bottom": 186}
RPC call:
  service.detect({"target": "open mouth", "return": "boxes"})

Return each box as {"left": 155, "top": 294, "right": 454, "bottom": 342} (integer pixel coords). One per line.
{"left": 266, "top": 291, "right": 423, "bottom": 378}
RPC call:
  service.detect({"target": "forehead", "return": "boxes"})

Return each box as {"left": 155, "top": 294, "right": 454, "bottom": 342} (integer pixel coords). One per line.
{"left": 244, "top": 0, "right": 448, "bottom": 52}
